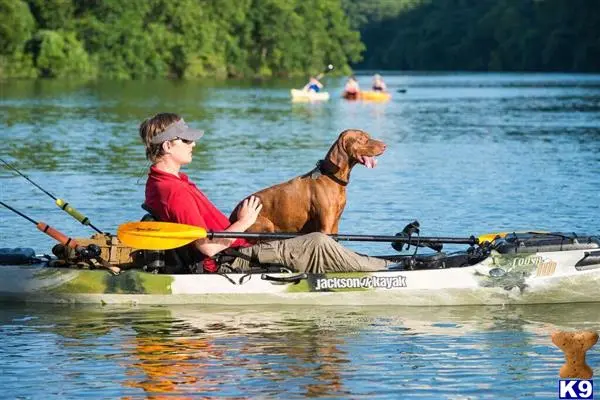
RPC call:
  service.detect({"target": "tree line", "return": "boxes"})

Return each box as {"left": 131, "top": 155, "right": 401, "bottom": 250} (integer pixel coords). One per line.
{"left": 0, "top": 0, "right": 362, "bottom": 79}
{"left": 345, "top": 0, "right": 600, "bottom": 72}
{"left": 1, "top": 0, "right": 597, "bottom": 80}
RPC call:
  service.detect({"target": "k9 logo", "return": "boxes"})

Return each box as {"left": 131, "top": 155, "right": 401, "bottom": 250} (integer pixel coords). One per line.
{"left": 558, "top": 379, "right": 593, "bottom": 399}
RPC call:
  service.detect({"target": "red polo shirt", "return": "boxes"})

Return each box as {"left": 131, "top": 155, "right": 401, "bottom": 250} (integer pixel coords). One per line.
{"left": 145, "top": 165, "right": 250, "bottom": 251}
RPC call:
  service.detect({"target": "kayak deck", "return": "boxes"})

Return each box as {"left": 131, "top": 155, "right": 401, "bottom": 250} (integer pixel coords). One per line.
{"left": 1, "top": 251, "right": 599, "bottom": 306}
{"left": 2, "top": 231, "right": 598, "bottom": 305}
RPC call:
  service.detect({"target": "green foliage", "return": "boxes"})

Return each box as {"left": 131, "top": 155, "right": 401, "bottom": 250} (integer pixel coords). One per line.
{"left": 29, "top": 30, "right": 94, "bottom": 78}
{"left": 5, "top": 0, "right": 594, "bottom": 77}
{"left": 349, "top": 0, "right": 600, "bottom": 72}
{"left": 0, "top": 0, "right": 35, "bottom": 55}
{"left": 342, "top": 0, "right": 422, "bottom": 29}
{"left": 1, "top": 0, "right": 363, "bottom": 79}
{"left": 26, "top": 0, "right": 75, "bottom": 30}
{"left": 0, "top": 0, "right": 37, "bottom": 78}
{"left": 0, "top": 51, "right": 38, "bottom": 79}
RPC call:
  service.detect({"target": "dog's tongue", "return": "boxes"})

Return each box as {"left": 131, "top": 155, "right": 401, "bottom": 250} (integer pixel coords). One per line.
{"left": 362, "top": 156, "right": 377, "bottom": 169}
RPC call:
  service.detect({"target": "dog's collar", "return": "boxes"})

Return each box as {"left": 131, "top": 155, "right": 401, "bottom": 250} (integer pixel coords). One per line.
{"left": 311, "top": 159, "right": 348, "bottom": 186}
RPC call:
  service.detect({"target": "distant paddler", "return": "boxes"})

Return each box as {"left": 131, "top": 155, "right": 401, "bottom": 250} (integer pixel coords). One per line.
{"left": 0, "top": 157, "right": 105, "bottom": 234}
{"left": 302, "top": 64, "right": 334, "bottom": 93}
{"left": 372, "top": 73, "right": 388, "bottom": 92}
{"left": 342, "top": 75, "right": 360, "bottom": 99}
{"left": 303, "top": 77, "right": 324, "bottom": 93}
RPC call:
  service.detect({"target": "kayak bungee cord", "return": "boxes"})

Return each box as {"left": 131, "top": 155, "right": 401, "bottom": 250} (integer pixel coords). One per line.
{"left": 0, "top": 157, "right": 104, "bottom": 234}
{"left": 0, "top": 201, "right": 120, "bottom": 275}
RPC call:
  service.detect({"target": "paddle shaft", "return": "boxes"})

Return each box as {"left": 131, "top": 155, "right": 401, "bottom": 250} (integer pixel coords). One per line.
{"left": 315, "top": 65, "right": 334, "bottom": 80}
{"left": 0, "top": 157, "right": 103, "bottom": 234}
{"left": 206, "top": 231, "right": 478, "bottom": 245}
{"left": 116, "top": 221, "right": 485, "bottom": 251}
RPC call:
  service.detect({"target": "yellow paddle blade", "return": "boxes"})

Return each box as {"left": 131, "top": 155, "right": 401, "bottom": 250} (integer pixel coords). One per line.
{"left": 117, "top": 221, "right": 208, "bottom": 250}
{"left": 477, "top": 232, "right": 508, "bottom": 243}
{"left": 477, "top": 230, "right": 550, "bottom": 244}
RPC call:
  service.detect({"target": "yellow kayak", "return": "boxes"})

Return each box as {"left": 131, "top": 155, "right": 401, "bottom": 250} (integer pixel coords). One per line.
{"left": 343, "top": 91, "right": 391, "bottom": 102}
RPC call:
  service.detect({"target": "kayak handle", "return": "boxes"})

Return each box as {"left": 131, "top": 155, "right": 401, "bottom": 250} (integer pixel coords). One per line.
{"left": 261, "top": 273, "right": 307, "bottom": 284}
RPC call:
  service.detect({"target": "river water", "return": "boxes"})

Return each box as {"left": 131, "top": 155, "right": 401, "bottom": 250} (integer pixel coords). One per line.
{"left": 1, "top": 73, "right": 600, "bottom": 398}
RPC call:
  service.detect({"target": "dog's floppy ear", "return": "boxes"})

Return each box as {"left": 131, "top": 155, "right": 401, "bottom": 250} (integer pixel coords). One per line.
{"left": 325, "top": 130, "right": 351, "bottom": 167}
{"left": 340, "top": 129, "right": 363, "bottom": 153}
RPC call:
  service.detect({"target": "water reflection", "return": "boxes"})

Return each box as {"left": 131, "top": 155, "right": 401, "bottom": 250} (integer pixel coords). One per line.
{"left": 124, "top": 335, "right": 220, "bottom": 397}
{"left": 1, "top": 304, "right": 599, "bottom": 398}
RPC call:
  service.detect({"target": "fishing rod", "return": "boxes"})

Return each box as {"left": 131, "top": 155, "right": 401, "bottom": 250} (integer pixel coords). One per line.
{"left": 0, "top": 201, "right": 120, "bottom": 275}
{"left": 0, "top": 157, "right": 104, "bottom": 234}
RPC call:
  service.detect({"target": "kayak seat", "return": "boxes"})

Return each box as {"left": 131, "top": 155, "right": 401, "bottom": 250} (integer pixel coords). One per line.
{"left": 139, "top": 204, "right": 204, "bottom": 274}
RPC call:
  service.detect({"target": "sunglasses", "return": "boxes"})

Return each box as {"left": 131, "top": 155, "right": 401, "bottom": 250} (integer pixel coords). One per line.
{"left": 174, "top": 137, "right": 194, "bottom": 144}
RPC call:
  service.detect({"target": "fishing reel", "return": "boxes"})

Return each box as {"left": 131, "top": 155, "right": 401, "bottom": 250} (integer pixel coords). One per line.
{"left": 392, "top": 220, "right": 444, "bottom": 253}
{"left": 52, "top": 243, "right": 101, "bottom": 262}
{"left": 391, "top": 220, "right": 420, "bottom": 252}
{"left": 466, "top": 240, "right": 492, "bottom": 264}
{"left": 77, "top": 244, "right": 101, "bottom": 259}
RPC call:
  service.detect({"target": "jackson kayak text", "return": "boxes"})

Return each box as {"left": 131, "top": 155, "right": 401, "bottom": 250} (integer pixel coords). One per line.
{"left": 315, "top": 276, "right": 407, "bottom": 291}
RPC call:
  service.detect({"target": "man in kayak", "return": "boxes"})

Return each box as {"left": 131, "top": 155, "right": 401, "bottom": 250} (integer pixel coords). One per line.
{"left": 303, "top": 76, "right": 323, "bottom": 93}
{"left": 140, "top": 113, "right": 391, "bottom": 274}
{"left": 343, "top": 76, "right": 360, "bottom": 99}
{"left": 372, "top": 74, "right": 387, "bottom": 92}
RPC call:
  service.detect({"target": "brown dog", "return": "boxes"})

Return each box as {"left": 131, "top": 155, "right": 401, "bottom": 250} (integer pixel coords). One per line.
{"left": 230, "top": 129, "right": 386, "bottom": 234}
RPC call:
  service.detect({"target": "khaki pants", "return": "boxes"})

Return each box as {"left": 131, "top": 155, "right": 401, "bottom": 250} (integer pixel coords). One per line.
{"left": 230, "top": 232, "right": 391, "bottom": 273}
